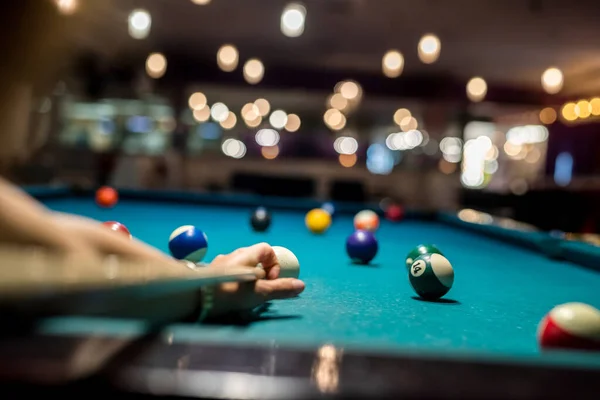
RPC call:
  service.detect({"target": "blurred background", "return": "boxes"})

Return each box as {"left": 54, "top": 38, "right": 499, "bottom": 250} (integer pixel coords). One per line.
{"left": 9, "top": 0, "right": 600, "bottom": 233}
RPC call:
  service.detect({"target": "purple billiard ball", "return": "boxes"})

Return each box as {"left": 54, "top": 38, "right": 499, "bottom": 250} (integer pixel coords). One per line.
{"left": 346, "top": 230, "right": 378, "bottom": 264}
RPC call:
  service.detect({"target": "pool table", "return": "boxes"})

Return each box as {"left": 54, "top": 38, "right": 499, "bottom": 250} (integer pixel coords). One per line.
{"left": 1, "top": 186, "right": 600, "bottom": 399}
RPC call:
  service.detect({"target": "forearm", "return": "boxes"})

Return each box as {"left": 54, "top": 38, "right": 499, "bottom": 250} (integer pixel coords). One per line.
{"left": 0, "top": 177, "right": 85, "bottom": 252}
{"left": 52, "top": 212, "right": 179, "bottom": 265}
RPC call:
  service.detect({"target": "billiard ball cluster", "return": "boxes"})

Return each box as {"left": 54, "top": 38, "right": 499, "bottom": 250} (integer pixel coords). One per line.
{"left": 90, "top": 189, "right": 600, "bottom": 354}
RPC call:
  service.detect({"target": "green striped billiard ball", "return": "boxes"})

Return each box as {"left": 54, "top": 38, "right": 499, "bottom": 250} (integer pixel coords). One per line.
{"left": 405, "top": 244, "right": 443, "bottom": 270}
{"left": 409, "top": 253, "right": 454, "bottom": 300}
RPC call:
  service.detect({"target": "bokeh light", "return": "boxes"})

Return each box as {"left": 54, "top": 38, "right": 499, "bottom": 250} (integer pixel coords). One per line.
{"left": 281, "top": 3, "right": 306, "bottom": 37}
{"left": 339, "top": 81, "right": 360, "bottom": 100}
{"left": 575, "top": 100, "right": 592, "bottom": 119}
{"left": 466, "top": 77, "right": 487, "bottom": 102}
{"left": 393, "top": 108, "right": 411, "bottom": 126}
{"left": 324, "top": 109, "right": 346, "bottom": 130}
{"left": 400, "top": 116, "right": 418, "bottom": 132}
{"left": 54, "top": 0, "right": 78, "bottom": 15}
{"left": 128, "top": 9, "right": 151, "bottom": 39}
{"left": 285, "top": 113, "right": 301, "bottom": 132}
{"left": 382, "top": 50, "right": 404, "bottom": 78}
{"left": 329, "top": 93, "right": 348, "bottom": 111}
{"left": 242, "top": 103, "right": 260, "bottom": 121}
{"left": 539, "top": 107, "right": 557, "bottom": 124}
{"left": 145, "top": 53, "right": 167, "bottom": 78}
{"left": 418, "top": 34, "right": 441, "bottom": 64}
{"left": 210, "top": 103, "right": 229, "bottom": 122}
{"left": 193, "top": 106, "right": 210, "bottom": 122}
{"left": 541, "top": 67, "right": 564, "bottom": 94}
{"left": 339, "top": 153, "right": 357, "bottom": 168}
{"left": 243, "top": 59, "right": 265, "bottom": 84}
{"left": 220, "top": 112, "right": 237, "bottom": 130}
{"left": 217, "top": 45, "right": 239, "bottom": 72}
{"left": 590, "top": 98, "right": 600, "bottom": 116}
{"left": 256, "top": 129, "right": 280, "bottom": 146}
{"left": 440, "top": 137, "right": 462, "bottom": 163}
{"left": 254, "top": 98, "right": 270, "bottom": 116}
{"left": 261, "top": 145, "right": 280, "bottom": 160}
{"left": 245, "top": 115, "right": 262, "bottom": 128}
{"left": 188, "top": 92, "right": 207, "bottom": 110}
{"left": 221, "top": 139, "right": 246, "bottom": 159}
{"left": 269, "top": 110, "right": 288, "bottom": 129}
{"left": 561, "top": 102, "right": 577, "bottom": 121}
{"left": 333, "top": 137, "right": 358, "bottom": 155}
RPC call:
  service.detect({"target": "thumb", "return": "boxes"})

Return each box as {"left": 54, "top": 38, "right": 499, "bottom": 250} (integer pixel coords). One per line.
{"left": 256, "top": 278, "right": 305, "bottom": 301}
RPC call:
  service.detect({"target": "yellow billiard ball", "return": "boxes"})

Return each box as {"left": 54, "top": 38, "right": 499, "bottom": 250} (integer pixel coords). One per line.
{"left": 305, "top": 208, "right": 332, "bottom": 234}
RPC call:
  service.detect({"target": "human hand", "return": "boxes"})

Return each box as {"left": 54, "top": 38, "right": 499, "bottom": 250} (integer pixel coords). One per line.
{"left": 52, "top": 213, "right": 183, "bottom": 267}
{"left": 207, "top": 243, "right": 305, "bottom": 317}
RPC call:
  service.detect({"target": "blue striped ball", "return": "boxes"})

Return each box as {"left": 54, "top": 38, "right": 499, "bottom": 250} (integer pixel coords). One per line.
{"left": 168, "top": 225, "right": 208, "bottom": 262}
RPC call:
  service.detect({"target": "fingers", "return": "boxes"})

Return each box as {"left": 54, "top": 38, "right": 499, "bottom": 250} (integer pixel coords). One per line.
{"left": 253, "top": 266, "right": 267, "bottom": 279}
{"left": 211, "top": 254, "right": 227, "bottom": 264}
{"left": 55, "top": 213, "right": 174, "bottom": 264}
{"left": 231, "top": 242, "right": 279, "bottom": 269}
{"left": 210, "top": 243, "right": 282, "bottom": 280}
{"left": 266, "top": 265, "right": 281, "bottom": 280}
{"left": 256, "top": 278, "right": 305, "bottom": 301}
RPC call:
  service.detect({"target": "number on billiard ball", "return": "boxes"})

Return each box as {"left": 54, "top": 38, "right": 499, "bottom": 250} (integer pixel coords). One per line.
{"left": 411, "top": 260, "right": 426, "bottom": 277}
{"left": 405, "top": 244, "right": 444, "bottom": 271}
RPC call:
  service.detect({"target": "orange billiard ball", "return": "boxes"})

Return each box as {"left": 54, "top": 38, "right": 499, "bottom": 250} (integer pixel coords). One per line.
{"left": 102, "top": 221, "right": 132, "bottom": 239}
{"left": 353, "top": 209, "right": 379, "bottom": 232}
{"left": 96, "top": 186, "right": 118, "bottom": 208}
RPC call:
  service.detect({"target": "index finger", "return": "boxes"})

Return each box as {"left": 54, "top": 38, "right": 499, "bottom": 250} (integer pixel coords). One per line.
{"left": 233, "top": 242, "right": 279, "bottom": 270}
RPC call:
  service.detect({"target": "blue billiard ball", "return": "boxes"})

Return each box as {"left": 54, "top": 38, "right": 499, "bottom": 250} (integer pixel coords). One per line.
{"left": 168, "top": 225, "right": 208, "bottom": 262}
{"left": 346, "top": 230, "right": 378, "bottom": 264}
{"left": 322, "top": 202, "right": 335, "bottom": 217}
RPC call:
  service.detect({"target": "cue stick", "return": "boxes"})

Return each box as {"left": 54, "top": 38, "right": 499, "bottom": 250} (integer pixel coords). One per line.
{"left": 0, "top": 246, "right": 257, "bottom": 321}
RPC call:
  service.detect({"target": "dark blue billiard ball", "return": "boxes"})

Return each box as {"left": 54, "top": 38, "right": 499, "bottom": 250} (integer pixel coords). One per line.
{"left": 346, "top": 230, "right": 378, "bottom": 264}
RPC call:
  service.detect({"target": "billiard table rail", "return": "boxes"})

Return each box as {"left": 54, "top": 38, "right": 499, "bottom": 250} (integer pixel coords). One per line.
{"left": 0, "top": 335, "right": 599, "bottom": 399}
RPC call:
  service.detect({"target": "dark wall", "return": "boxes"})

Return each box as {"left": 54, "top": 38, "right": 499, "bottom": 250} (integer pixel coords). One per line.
{"left": 546, "top": 122, "right": 600, "bottom": 176}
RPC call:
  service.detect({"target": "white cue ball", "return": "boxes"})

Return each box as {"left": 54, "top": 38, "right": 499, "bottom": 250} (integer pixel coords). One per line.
{"left": 272, "top": 246, "right": 300, "bottom": 278}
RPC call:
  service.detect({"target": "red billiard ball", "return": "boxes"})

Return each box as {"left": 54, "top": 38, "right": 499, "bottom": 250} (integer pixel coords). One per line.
{"left": 538, "top": 303, "right": 600, "bottom": 352}
{"left": 96, "top": 186, "right": 118, "bottom": 208}
{"left": 385, "top": 204, "right": 404, "bottom": 222}
{"left": 102, "top": 221, "right": 132, "bottom": 239}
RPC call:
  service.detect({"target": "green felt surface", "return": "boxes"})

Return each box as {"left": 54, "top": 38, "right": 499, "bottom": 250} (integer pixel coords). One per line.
{"left": 39, "top": 197, "right": 600, "bottom": 365}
